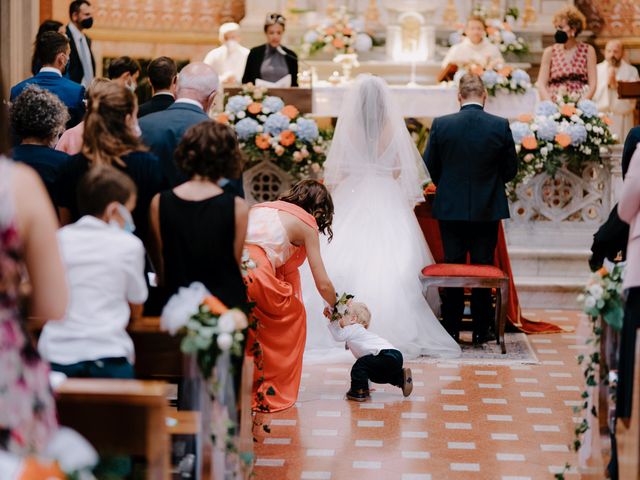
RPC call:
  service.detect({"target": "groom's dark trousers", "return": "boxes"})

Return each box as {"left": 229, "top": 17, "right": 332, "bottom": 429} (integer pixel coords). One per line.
{"left": 423, "top": 102, "right": 518, "bottom": 339}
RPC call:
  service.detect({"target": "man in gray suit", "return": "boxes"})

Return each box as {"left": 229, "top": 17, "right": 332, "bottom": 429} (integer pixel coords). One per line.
{"left": 140, "top": 62, "right": 221, "bottom": 189}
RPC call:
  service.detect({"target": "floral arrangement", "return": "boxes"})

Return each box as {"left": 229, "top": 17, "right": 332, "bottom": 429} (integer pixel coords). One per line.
{"left": 453, "top": 64, "right": 531, "bottom": 96}
{"left": 329, "top": 292, "right": 355, "bottom": 322}
{"left": 448, "top": 17, "right": 529, "bottom": 59}
{"left": 300, "top": 6, "right": 373, "bottom": 58}
{"left": 218, "top": 84, "right": 329, "bottom": 179}
{"left": 508, "top": 97, "right": 617, "bottom": 191}
{"left": 578, "top": 263, "right": 625, "bottom": 331}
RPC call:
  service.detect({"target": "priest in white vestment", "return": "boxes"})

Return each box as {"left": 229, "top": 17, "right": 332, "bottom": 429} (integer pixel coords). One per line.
{"left": 442, "top": 16, "right": 504, "bottom": 69}
{"left": 203, "top": 22, "right": 249, "bottom": 85}
{"left": 594, "top": 40, "right": 639, "bottom": 139}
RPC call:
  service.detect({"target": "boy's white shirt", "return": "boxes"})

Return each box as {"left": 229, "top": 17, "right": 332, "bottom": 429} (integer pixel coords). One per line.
{"left": 327, "top": 321, "right": 395, "bottom": 359}
{"left": 38, "top": 216, "right": 148, "bottom": 365}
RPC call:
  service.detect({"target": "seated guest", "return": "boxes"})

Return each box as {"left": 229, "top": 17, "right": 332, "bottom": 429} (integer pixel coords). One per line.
{"left": 107, "top": 55, "right": 141, "bottom": 92}
{"left": 39, "top": 165, "right": 147, "bottom": 379}
{"left": 537, "top": 6, "right": 596, "bottom": 101}
{"left": 11, "top": 31, "right": 85, "bottom": 128}
{"left": 149, "top": 121, "right": 248, "bottom": 308}
{"left": 55, "top": 81, "right": 162, "bottom": 243}
{"left": 204, "top": 22, "right": 249, "bottom": 86}
{"left": 594, "top": 40, "right": 640, "bottom": 140}
{"left": 441, "top": 16, "right": 504, "bottom": 69}
{"left": 242, "top": 13, "right": 298, "bottom": 87}
{"left": 56, "top": 77, "right": 110, "bottom": 155}
{"left": 31, "top": 19, "right": 66, "bottom": 75}
{"left": 9, "top": 85, "right": 70, "bottom": 203}
{"left": 138, "top": 56, "right": 177, "bottom": 118}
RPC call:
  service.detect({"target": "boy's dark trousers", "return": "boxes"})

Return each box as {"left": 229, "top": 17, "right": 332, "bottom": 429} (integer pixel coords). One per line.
{"left": 350, "top": 349, "right": 404, "bottom": 391}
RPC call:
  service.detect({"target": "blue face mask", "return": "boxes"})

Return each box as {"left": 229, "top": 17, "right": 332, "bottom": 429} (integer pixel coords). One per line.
{"left": 114, "top": 203, "right": 136, "bottom": 233}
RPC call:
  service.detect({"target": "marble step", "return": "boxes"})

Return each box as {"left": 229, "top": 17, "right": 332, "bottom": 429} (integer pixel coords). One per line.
{"left": 514, "top": 275, "right": 585, "bottom": 310}
{"left": 507, "top": 246, "right": 592, "bottom": 279}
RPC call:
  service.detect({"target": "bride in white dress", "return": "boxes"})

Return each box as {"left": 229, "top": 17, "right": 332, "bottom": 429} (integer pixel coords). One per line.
{"left": 302, "top": 74, "right": 461, "bottom": 362}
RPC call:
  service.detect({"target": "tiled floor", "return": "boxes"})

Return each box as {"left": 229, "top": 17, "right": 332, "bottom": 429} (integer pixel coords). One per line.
{"left": 253, "top": 310, "right": 591, "bottom": 480}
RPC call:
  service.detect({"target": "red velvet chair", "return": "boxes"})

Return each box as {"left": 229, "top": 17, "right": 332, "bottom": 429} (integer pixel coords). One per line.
{"left": 420, "top": 264, "right": 509, "bottom": 354}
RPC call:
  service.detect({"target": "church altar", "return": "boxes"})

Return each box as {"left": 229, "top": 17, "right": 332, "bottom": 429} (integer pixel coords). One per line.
{"left": 312, "top": 82, "right": 539, "bottom": 118}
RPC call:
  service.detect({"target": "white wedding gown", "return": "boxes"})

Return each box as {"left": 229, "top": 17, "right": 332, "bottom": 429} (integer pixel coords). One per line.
{"left": 302, "top": 75, "right": 461, "bottom": 363}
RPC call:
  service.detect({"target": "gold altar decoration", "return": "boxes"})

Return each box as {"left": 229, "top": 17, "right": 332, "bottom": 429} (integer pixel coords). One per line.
{"left": 442, "top": 0, "right": 459, "bottom": 27}
{"left": 522, "top": 0, "right": 537, "bottom": 27}
{"left": 365, "top": 0, "right": 381, "bottom": 30}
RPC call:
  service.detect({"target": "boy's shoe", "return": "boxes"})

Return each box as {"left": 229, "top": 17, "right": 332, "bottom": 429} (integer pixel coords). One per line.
{"left": 346, "top": 388, "right": 370, "bottom": 402}
{"left": 401, "top": 368, "right": 413, "bottom": 397}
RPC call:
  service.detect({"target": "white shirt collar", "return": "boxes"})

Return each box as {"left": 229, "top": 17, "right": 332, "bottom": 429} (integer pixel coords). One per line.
{"left": 76, "top": 215, "right": 109, "bottom": 228}
{"left": 461, "top": 101, "right": 484, "bottom": 108}
{"left": 175, "top": 98, "right": 204, "bottom": 109}
{"left": 39, "top": 66, "right": 62, "bottom": 76}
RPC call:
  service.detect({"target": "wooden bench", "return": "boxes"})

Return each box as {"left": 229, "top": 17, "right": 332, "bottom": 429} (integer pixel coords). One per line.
{"left": 55, "top": 378, "right": 171, "bottom": 480}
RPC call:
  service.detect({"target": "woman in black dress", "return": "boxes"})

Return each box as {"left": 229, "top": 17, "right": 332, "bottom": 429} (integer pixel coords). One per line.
{"left": 242, "top": 13, "right": 298, "bottom": 87}
{"left": 55, "top": 81, "right": 162, "bottom": 243}
{"left": 149, "top": 121, "right": 248, "bottom": 308}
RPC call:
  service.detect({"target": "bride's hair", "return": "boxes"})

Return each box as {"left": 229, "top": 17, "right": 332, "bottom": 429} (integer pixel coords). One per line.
{"left": 279, "top": 179, "right": 334, "bottom": 241}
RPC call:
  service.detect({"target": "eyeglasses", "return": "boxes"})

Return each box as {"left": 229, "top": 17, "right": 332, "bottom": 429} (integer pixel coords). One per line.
{"left": 265, "top": 13, "right": 286, "bottom": 26}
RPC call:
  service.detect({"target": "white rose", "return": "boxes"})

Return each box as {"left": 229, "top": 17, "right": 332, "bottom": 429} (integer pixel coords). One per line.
{"left": 262, "top": 108, "right": 271, "bottom": 115}
{"left": 258, "top": 115, "right": 267, "bottom": 122}
{"left": 217, "top": 332, "right": 233, "bottom": 351}
{"left": 585, "top": 123, "right": 592, "bottom": 131}
{"left": 236, "top": 111, "right": 246, "bottom": 119}
{"left": 584, "top": 147, "right": 591, "bottom": 155}
{"left": 218, "top": 312, "right": 236, "bottom": 333}
{"left": 600, "top": 146, "right": 609, "bottom": 155}
{"left": 585, "top": 296, "right": 597, "bottom": 309}
{"left": 540, "top": 147, "right": 548, "bottom": 156}
{"left": 161, "top": 282, "right": 209, "bottom": 334}
{"left": 588, "top": 284, "right": 604, "bottom": 299}
{"left": 231, "top": 309, "right": 248, "bottom": 330}
{"left": 515, "top": 144, "right": 521, "bottom": 154}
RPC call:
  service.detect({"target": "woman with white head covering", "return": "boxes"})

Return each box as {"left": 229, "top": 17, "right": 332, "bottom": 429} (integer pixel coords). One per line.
{"left": 203, "top": 22, "right": 249, "bottom": 85}
{"left": 302, "top": 74, "right": 462, "bottom": 362}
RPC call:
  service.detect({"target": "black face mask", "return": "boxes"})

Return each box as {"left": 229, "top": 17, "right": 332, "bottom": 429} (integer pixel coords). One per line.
{"left": 80, "top": 17, "right": 94, "bottom": 29}
{"left": 554, "top": 30, "right": 569, "bottom": 44}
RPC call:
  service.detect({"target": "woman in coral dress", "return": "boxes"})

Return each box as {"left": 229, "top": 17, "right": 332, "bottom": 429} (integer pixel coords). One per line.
{"left": 244, "top": 180, "right": 336, "bottom": 412}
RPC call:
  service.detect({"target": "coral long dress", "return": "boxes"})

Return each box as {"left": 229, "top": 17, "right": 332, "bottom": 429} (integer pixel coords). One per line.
{"left": 548, "top": 42, "right": 590, "bottom": 100}
{"left": 244, "top": 201, "right": 318, "bottom": 412}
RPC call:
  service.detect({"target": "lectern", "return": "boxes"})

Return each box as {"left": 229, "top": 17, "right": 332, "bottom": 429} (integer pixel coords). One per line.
{"left": 618, "top": 81, "right": 640, "bottom": 126}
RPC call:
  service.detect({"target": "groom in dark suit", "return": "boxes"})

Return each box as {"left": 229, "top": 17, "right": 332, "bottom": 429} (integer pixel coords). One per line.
{"left": 423, "top": 73, "right": 518, "bottom": 344}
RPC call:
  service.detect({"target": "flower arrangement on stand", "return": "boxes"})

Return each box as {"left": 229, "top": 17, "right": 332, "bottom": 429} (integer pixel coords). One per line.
{"left": 508, "top": 97, "right": 617, "bottom": 193}
{"left": 219, "top": 84, "right": 330, "bottom": 180}
{"left": 161, "top": 282, "right": 256, "bottom": 476}
{"left": 300, "top": 6, "right": 373, "bottom": 58}
{"left": 453, "top": 64, "right": 531, "bottom": 96}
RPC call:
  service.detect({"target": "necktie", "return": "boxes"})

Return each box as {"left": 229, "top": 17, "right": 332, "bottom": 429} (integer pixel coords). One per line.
{"left": 78, "top": 36, "right": 94, "bottom": 87}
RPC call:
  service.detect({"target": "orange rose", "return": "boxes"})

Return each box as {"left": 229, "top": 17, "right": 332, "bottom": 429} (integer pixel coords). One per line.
{"left": 20, "top": 458, "right": 65, "bottom": 480}
{"left": 424, "top": 182, "right": 437, "bottom": 195}
{"left": 522, "top": 135, "right": 538, "bottom": 150}
{"left": 603, "top": 116, "right": 613, "bottom": 126}
{"left": 498, "top": 65, "right": 513, "bottom": 77}
{"left": 486, "top": 27, "right": 498, "bottom": 36}
{"left": 281, "top": 105, "right": 299, "bottom": 120}
{"left": 560, "top": 104, "right": 577, "bottom": 117}
{"left": 343, "top": 27, "right": 353, "bottom": 36}
{"left": 280, "top": 130, "right": 296, "bottom": 147}
{"left": 204, "top": 296, "right": 228, "bottom": 315}
{"left": 333, "top": 38, "right": 345, "bottom": 49}
{"left": 325, "top": 26, "right": 337, "bottom": 35}
{"left": 255, "top": 134, "right": 271, "bottom": 150}
{"left": 517, "top": 113, "right": 533, "bottom": 123}
{"left": 248, "top": 102, "right": 262, "bottom": 115}
{"left": 469, "top": 64, "right": 485, "bottom": 76}
{"left": 597, "top": 266, "right": 609, "bottom": 277}
{"left": 502, "top": 22, "right": 512, "bottom": 32}
{"left": 216, "top": 113, "right": 229, "bottom": 124}
{"left": 555, "top": 132, "right": 572, "bottom": 148}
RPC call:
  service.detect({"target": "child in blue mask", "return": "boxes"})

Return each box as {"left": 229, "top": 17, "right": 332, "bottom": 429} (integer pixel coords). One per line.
{"left": 38, "top": 165, "right": 148, "bottom": 379}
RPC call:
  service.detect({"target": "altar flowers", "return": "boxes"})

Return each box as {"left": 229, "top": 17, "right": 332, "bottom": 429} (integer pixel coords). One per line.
{"left": 300, "top": 6, "right": 372, "bottom": 58}
{"left": 508, "top": 97, "right": 616, "bottom": 190}
{"left": 454, "top": 64, "right": 531, "bottom": 96}
{"left": 218, "top": 84, "right": 329, "bottom": 179}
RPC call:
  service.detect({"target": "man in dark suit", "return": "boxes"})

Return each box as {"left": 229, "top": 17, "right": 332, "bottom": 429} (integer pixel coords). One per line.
{"left": 11, "top": 32, "right": 85, "bottom": 129}
{"left": 138, "top": 57, "right": 177, "bottom": 118}
{"left": 66, "top": 0, "right": 96, "bottom": 87}
{"left": 423, "top": 73, "right": 518, "bottom": 344}
{"left": 139, "top": 62, "right": 243, "bottom": 197}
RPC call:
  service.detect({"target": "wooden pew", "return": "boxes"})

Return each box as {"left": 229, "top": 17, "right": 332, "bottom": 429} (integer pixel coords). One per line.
{"left": 55, "top": 379, "right": 171, "bottom": 480}
{"left": 128, "top": 316, "right": 185, "bottom": 381}
{"left": 616, "top": 330, "right": 640, "bottom": 479}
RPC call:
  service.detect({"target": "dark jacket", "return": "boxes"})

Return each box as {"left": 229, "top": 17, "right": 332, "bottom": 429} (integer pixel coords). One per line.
{"left": 242, "top": 44, "right": 298, "bottom": 87}
{"left": 65, "top": 25, "right": 96, "bottom": 85}
{"left": 11, "top": 144, "right": 70, "bottom": 205}
{"left": 138, "top": 93, "right": 175, "bottom": 118}
{"left": 423, "top": 104, "right": 518, "bottom": 221}
{"left": 10, "top": 71, "right": 86, "bottom": 128}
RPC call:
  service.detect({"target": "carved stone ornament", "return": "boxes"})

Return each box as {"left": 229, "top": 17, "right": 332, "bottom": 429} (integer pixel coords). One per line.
{"left": 243, "top": 160, "right": 294, "bottom": 205}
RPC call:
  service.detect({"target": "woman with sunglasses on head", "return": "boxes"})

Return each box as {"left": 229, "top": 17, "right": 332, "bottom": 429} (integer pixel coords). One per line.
{"left": 242, "top": 13, "right": 298, "bottom": 87}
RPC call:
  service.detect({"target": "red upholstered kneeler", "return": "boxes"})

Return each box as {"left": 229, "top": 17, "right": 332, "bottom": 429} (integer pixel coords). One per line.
{"left": 420, "top": 264, "right": 510, "bottom": 354}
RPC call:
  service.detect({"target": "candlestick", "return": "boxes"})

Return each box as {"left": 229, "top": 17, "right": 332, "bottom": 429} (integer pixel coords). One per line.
{"left": 326, "top": 0, "right": 336, "bottom": 16}
{"left": 442, "top": 0, "right": 458, "bottom": 27}
{"left": 522, "top": 0, "right": 537, "bottom": 27}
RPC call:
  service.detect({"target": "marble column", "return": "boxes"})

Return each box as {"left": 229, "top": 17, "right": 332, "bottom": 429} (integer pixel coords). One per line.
{"left": 0, "top": 0, "right": 39, "bottom": 95}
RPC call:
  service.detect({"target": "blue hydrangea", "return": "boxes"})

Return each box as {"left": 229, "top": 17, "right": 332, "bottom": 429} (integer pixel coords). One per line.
{"left": 235, "top": 118, "right": 260, "bottom": 140}
{"left": 510, "top": 121, "right": 532, "bottom": 144}
{"left": 481, "top": 70, "right": 500, "bottom": 89}
{"left": 263, "top": 113, "right": 291, "bottom": 136}
{"left": 448, "top": 31, "right": 462, "bottom": 46}
{"left": 296, "top": 118, "right": 319, "bottom": 142}
{"left": 304, "top": 30, "right": 319, "bottom": 44}
{"left": 577, "top": 99, "right": 598, "bottom": 118}
{"left": 501, "top": 31, "right": 517, "bottom": 45}
{"left": 262, "top": 96, "right": 285, "bottom": 114}
{"left": 566, "top": 123, "right": 588, "bottom": 146}
{"left": 535, "top": 100, "right": 558, "bottom": 117}
{"left": 511, "top": 69, "right": 530, "bottom": 85}
{"left": 226, "top": 95, "right": 251, "bottom": 114}
{"left": 536, "top": 117, "right": 558, "bottom": 141}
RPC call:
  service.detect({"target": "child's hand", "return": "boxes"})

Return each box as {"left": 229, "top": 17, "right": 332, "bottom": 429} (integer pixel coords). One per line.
{"left": 323, "top": 306, "right": 333, "bottom": 319}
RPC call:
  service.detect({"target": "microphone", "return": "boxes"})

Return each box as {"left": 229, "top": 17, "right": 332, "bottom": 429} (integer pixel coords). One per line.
{"left": 276, "top": 45, "right": 313, "bottom": 89}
